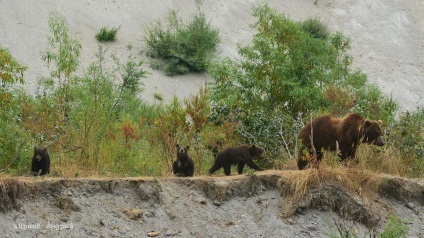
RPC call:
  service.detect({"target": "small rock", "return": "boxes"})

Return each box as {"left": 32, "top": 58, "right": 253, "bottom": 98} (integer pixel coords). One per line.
{"left": 147, "top": 231, "right": 160, "bottom": 237}
{"left": 122, "top": 208, "right": 144, "bottom": 221}
{"left": 67, "top": 191, "right": 72, "bottom": 196}
{"left": 406, "top": 202, "right": 415, "bottom": 210}
{"left": 100, "top": 220, "right": 107, "bottom": 226}
{"left": 165, "top": 229, "right": 179, "bottom": 236}
{"left": 85, "top": 229, "right": 94, "bottom": 236}
{"left": 60, "top": 217, "right": 69, "bottom": 222}
{"left": 287, "top": 218, "right": 294, "bottom": 225}
{"left": 213, "top": 201, "right": 221, "bottom": 207}
{"left": 145, "top": 211, "right": 155, "bottom": 218}
{"left": 307, "top": 225, "right": 317, "bottom": 231}
{"left": 296, "top": 207, "right": 306, "bottom": 215}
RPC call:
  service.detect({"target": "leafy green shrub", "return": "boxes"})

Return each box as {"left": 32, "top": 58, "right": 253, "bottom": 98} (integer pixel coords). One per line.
{"left": 385, "top": 108, "right": 424, "bottom": 177}
{"left": 302, "top": 17, "right": 330, "bottom": 40}
{"left": 144, "top": 6, "right": 220, "bottom": 76}
{"left": 209, "top": 4, "right": 396, "bottom": 161}
{"left": 0, "top": 45, "right": 30, "bottom": 172}
{"left": 378, "top": 216, "right": 409, "bottom": 238}
{"left": 95, "top": 26, "right": 120, "bottom": 42}
{"left": 325, "top": 216, "right": 409, "bottom": 238}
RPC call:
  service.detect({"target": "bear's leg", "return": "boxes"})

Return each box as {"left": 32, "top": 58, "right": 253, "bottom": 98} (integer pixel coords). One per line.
{"left": 208, "top": 163, "right": 221, "bottom": 175}
{"left": 187, "top": 164, "right": 194, "bottom": 177}
{"left": 40, "top": 169, "right": 48, "bottom": 176}
{"left": 172, "top": 160, "right": 181, "bottom": 174}
{"left": 237, "top": 162, "right": 246, "bottom": 174}
{"left": 223, "top": 165, "right": 231, "bottom": 176}
{"left": 39, "top": 161, "right": 49, "bottom": 176}
{"left": 31, "top": 161, "right": 39, "bottom": 176}
{"left": 297, "top": 146, "right": 311, "bottom": 170}
{"left": 246, "top": 160, "right": 261, "bottom": 171}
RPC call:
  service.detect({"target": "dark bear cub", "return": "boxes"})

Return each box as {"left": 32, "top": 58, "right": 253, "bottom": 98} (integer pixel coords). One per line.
{"left": 208, "top": 144, "right": 265, "bottom": 176}
{"left": 298, "top": 113, "right": 385, "bottom": 170}
{"left": 172, "top": 144, "right": 194, "bottom": 177}
{"left": 31, "top": 146, "right": 50, "bottom": 176}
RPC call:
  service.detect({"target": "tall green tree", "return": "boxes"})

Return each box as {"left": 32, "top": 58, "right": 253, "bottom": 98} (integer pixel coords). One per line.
{"left": 0, "top": 46, "right": 26, "bottom": 107}
{"left": 0, "top": 45, "right": 28, "bottom": 171}
{"left": 41, "top": 16, "right": 81, "bottom": 121}
{"left": 209, "top": 3, "right": 396, "bottom": 159}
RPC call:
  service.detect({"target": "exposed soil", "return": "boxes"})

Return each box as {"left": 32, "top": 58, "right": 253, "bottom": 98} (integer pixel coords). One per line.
{"left": 1, "top": 170, "right": 423, "bottom": 238}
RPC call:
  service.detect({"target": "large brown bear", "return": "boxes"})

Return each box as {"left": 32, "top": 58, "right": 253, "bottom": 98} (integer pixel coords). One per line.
{"left": 297, "top": 113, "right": 385, "bottom": 170}
{"left": 208, "top": 144, "right": 265, "bottom": 176}
{"left": 172, "top": 144, "right": 194, "bottom": 177}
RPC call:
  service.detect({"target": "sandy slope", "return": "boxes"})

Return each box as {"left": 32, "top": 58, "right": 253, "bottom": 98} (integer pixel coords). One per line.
{"left": 0, "top": 0, "right": 423, "bottom": 111}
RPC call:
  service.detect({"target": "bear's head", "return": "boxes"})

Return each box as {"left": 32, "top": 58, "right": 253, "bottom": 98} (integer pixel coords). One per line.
{"left": 33, "top": 147, "right": 48, "bottom": 161}
{"left": 249, "top": 144, "right": 265, "bottom": 158}
{"left": 176, "top": 144, "right": 189, "bottom": 160}
{"left": 362, "top": 120, "right": 385, "bottom": 146}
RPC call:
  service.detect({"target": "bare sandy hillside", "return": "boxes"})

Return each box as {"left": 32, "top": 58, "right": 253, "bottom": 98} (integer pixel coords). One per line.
{"left": 0, "top": 0, "right": 423, "bottom": 111}
{"left": 0, "top": 170, "right": 423, "bottom": 238}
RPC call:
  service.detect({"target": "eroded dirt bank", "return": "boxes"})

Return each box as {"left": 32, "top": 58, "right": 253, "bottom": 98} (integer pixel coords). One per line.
{"left": 0, "top": 170, "right": 423, "bottom": 238}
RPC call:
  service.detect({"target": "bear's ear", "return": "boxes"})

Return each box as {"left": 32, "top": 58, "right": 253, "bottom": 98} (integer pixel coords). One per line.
{"left": 252, "top": 144, "right": 256, "bottom": 148}
{"left": 377, "top": 120, "right": 382, "bottom": 125}
{"left": 176, "top": 144, "right": 180, "bottom": 148}
{"left": 34, "top": 146, "right": 37, "bottom": 151}
{"left": 43, "top": 148, "right": 48, "bottom": 152}
{"left": 364, "top": 120, "right": 371, "bottom": 127}
{"left": 186, "top": 146, "right": 190, "bottom": 151}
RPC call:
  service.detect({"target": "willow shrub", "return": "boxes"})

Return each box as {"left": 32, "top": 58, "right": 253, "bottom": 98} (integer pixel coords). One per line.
{"left": 209, "top": 4, "right": 396, "bottom": 162}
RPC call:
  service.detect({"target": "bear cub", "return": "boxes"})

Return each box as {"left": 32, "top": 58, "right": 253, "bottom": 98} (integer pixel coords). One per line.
{"left": 208, "top": 144, "right": 265, "bottom": 176}
{"left": 297, "top": 113, "right": 385, "bottom": 170}
{"left": 172, "top": 144, "right": 194, "bottom": 177}
{"left": 31, "top": 146, "right": 51, "bottom": 176}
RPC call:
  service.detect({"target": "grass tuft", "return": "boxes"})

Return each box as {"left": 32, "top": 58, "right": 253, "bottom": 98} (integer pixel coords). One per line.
{"left": 95, "top": 26, "right": 120, "bottom": 42}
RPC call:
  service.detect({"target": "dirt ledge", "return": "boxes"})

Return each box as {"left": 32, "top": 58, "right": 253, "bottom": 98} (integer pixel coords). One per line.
{"left": 0, "top": 170, "right": 423, "bottom": 237}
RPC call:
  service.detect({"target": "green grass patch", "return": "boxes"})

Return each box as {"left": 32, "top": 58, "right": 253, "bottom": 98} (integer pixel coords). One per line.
{"left": 96, "top": 26, "right": 120, "bottom": 42}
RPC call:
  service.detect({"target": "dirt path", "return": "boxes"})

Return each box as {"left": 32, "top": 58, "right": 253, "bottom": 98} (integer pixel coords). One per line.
{"left": 0, "top": 0, "right": 423, "bottom": 111}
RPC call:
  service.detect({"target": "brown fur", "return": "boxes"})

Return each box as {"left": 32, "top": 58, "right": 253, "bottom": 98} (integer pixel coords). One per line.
{"left": 208, "top": 144, "right": 265, "bottom": 176}
{"left": 172, "top": 144, "right": 194, "bottom": 177}
{"left": 31, "top": 147, "right": 50, "bottom": 176}
{"left": 298, "top": 113, "right": 385, "bottom": 170}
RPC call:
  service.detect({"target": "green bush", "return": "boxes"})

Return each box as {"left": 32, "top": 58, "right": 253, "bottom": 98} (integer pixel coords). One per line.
{"left": 209, "top": 3, "right": 396, "bottom": 160}
{"left": 386, "top": 108, "right": 424, "bottom": 177}
{"left": 0, "top": 45, "right": 29, "bottom": 172}
{"left": 378, "top": 216, "right": 409, "bottom": 238}
{"left": 96, "top": 26, "right": 120, "bottom": 42}
{"left": 144, "top": 7, "right": 220, "bottom": 76}
{"left": 302, "top": 17, "right": 330, "bottom": 40}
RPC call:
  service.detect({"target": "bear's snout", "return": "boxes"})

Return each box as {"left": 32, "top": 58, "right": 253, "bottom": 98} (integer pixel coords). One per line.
{"left": 375, "top": 136, "right": 385, "bottom": 146}
{"left": 35, "top": 155, "right": 42, "bottom": 161}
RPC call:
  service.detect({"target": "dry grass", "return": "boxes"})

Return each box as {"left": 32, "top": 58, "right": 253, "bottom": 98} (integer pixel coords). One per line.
{"left": 0, "top": 176, "right": 32, "bottom": 212}
{"left": 277, "top": 163, "right": 379, "bottom": 218}
{"left": 356, "top": 145, "right": 423, "bottom": 177}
